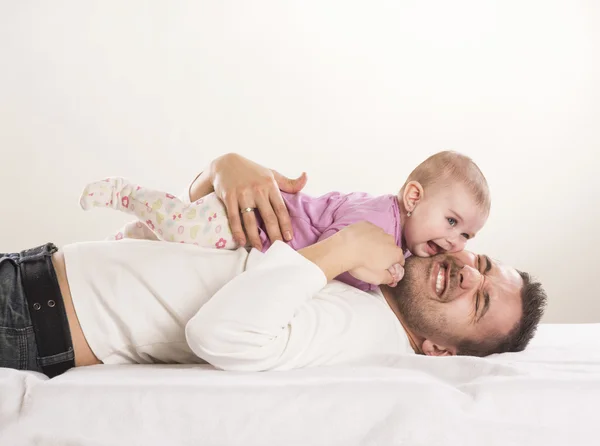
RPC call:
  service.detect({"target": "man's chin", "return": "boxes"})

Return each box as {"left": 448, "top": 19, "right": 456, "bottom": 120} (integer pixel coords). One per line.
{"left": 395, "top": 254, "right": 437, "bottom": 301}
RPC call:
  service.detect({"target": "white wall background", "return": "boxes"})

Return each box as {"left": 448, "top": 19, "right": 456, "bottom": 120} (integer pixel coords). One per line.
{"left": 1, "top": 1, "right": 598, "bottom": 322}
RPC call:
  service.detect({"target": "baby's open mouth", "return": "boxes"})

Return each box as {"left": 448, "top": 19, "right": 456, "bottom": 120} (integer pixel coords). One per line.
{"left": 427, "top": 241, "right": 443, "bottom": 255}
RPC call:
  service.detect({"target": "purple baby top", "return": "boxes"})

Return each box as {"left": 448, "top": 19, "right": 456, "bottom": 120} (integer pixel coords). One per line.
{"left": 257, "top": 191, "right": 403, "bottom": 291}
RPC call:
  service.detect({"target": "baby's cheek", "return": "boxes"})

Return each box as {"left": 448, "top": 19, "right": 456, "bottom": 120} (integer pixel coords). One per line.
{"left": 412, "top": 244, "right": 431, "bottom": 257}
{"left": 451, "top": 239, "right": 468, "bottom": 253}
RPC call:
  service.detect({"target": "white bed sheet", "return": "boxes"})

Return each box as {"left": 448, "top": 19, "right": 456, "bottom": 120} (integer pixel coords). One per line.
{"left": 1, "top": 323, "right": 599, "bottom": 446}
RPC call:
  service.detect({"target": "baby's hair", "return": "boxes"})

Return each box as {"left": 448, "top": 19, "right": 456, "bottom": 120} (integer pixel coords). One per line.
{"left": 401, "top": 151, "right": 491, "bottom": 214}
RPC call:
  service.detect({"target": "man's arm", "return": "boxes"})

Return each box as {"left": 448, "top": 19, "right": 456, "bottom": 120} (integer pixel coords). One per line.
{"left": 185, "top": 222, "right": 404, "bottom": 371}
{"left": 185, "top": 240, "right": 327, "bottom": 371}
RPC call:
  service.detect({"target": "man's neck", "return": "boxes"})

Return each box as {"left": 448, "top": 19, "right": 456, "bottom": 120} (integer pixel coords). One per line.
{"left": 380, "top": 285, "right": 422, "bottom": 354}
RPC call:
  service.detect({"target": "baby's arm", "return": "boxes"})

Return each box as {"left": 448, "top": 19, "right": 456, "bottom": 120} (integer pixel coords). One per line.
{"left": 81, "top": 177, "right": 237, "bottom": 249}
{"left": 314, "top": 198, "right": 401, "bottom": 291}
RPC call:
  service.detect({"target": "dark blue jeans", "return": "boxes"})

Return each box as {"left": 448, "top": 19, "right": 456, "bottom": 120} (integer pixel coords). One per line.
{"left": 0, "top": 243, "right": 74, "bottom": 375}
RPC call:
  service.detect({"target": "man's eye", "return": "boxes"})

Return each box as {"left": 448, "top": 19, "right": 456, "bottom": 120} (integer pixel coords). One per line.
{"left": 447, "top": 217, "right": 457, "bottom": 226}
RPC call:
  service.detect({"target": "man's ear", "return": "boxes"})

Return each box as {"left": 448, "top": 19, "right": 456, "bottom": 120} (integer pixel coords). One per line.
{"left": 421, "top": 339, "right": 456, "bottom": 357}
{"left": 402, "top": 181, "right": 424, "bottom": 214}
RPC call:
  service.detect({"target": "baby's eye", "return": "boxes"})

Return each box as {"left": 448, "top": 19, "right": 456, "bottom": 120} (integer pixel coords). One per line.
{"left": 447, "top": 217, "right": 457, "bottom": 226}
{"left": 462, "top": 233, "right": 470, "bottom": 240}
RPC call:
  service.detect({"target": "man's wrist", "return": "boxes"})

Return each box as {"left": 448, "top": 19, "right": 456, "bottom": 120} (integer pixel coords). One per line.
{"left": 189, "top": 169, "right": 214, "bottom": 202}
{"left": 210, "top": 153, "right": 238, "bottom": 179}
{"left": 190, "top": 153, "right": 241, "bottom": 201}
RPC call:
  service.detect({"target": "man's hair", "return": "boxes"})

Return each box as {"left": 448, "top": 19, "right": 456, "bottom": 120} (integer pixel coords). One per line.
{"left": 401, "top": 150, "right": 491, "bottom": 215}
{"left": 456, "top": 271, "right": 547, "bottom": 357}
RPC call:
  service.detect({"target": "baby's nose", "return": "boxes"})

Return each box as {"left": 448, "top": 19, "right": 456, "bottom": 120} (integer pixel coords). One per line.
{"left": 446, "top": 235, "right": 466, "bottom": 253}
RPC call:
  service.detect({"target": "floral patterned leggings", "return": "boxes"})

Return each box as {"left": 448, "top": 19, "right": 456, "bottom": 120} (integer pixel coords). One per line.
{"left": 80, "top": 177, "right": 237, "bottom": 250}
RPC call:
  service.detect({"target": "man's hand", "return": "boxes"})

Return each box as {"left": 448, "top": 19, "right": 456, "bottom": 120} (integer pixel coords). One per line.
{"left": 299, "top": 221, "right": 405, "bottom": 286}
{"left": 209, "top": 153, "right": 307, "bottom": 249}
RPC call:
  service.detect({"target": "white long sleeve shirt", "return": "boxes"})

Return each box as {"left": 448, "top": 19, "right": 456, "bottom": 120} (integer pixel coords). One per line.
{"left": 63, "top": 239, "right": 412, "bottom": 371}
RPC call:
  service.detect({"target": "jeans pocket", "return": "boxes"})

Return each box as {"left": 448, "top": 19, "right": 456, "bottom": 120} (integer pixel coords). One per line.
{"left": 0, "top": 325, "right": 37, "bottom": 371}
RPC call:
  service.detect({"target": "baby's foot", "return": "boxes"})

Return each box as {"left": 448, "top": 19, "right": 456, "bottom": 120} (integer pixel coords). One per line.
{"left": 80, "top": 177, "right": 133, "bottom": 210}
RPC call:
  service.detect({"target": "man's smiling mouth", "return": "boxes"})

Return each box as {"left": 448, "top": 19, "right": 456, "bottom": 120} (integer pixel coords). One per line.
{"left": 435, "top": 265, "right": 447, "bottom": 296}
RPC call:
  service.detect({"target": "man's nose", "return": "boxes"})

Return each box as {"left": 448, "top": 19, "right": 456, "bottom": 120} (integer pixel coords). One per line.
{"left": 459, "top": 265, "right": 482, "bottom": 290}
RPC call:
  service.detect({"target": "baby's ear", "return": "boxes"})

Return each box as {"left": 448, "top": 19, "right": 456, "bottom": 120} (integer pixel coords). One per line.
{"left": 402, "top": 181, "right": 424, "bottom": 213}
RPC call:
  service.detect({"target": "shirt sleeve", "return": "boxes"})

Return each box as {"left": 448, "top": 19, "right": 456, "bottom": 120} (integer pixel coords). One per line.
{"left": 184, "top": 241, "right": 330, "bottom": 371}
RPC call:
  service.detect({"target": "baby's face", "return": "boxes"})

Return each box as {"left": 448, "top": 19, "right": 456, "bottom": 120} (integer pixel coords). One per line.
{"left": 402, "top": 184, "right": 488, "bottom": 257}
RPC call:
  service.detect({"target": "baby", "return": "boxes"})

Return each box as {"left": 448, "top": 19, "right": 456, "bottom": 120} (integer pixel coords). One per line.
{"left": 80, "top": 151, "right": 490, "bottom": 291}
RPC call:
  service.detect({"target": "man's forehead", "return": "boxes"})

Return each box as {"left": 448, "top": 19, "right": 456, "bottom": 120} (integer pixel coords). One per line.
{"left": 486, "top": 259, "right": 523, "bottom": 310}
{"left": 495, "top": 261, "right": 523, "bottom": 286}
{"left": 478, "top": 259, "right": 523, "bottom": 336}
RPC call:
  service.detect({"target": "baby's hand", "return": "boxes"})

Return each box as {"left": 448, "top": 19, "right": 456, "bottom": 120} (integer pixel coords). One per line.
{"left": 341, "top": 222, "right": 405, "bottom": 286}
{"left": 387, "top": 263, "right": 404, "bottom": 287}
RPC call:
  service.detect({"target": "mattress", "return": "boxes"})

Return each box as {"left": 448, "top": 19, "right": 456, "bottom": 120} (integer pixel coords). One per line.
{"left": 1, "top": 323, "right": 598, "bottom": 446}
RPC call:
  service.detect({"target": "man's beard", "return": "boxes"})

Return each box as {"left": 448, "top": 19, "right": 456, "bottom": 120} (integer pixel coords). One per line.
{"left": 391, "top": 255, "right": 460, "bottom": 340}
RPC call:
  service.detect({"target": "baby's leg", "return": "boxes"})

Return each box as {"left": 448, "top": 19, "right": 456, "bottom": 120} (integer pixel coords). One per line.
{"left": 80, "top": 178, "right": 237, "bottom": 249}
{"left": 106, "top": 220, "right": 160, "bottom": 241}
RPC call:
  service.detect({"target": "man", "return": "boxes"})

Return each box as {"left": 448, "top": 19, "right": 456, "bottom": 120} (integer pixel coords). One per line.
{"left": 0, "top": 154, "right": 546, "bottom": 376}
{"left": 185, "top": 153, "right": 547, "bottom": 361}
